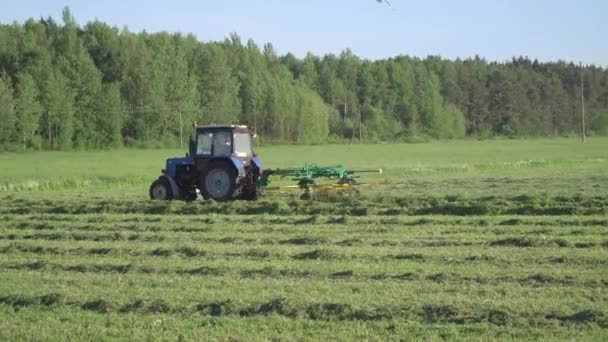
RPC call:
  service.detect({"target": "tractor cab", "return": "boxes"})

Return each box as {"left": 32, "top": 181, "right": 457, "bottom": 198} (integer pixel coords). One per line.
{"left": 189, "top": 125, "right": 254, "bottom": 166}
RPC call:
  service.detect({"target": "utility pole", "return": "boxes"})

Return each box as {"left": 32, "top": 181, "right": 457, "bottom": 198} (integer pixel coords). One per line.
{"left": 358, "top": 108, "right": 363, "bottom": 143}
{"left": 48, "top": 111, "right": 52, "bottom": 150}
{"left": 350, "top": 104, "right": 356, "bottom": 144}
{"left": 580, "top": 62, "right": 586, "bottom": 143}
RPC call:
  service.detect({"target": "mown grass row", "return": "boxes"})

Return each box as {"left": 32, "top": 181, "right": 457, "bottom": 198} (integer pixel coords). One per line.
{"left": 2, "top": 292, "right": 607, "bottom": 329}
{"left": 2, "top": 242, "right": 606, "bottom": 288}
{"left": 3, "top": 266, "right": 603, "bottom": 310}
{"left": 2, "top": 229, "right": 606, "bottom": 250}
{"left": 3, "top": 241, "right": 607, "bottom": 265}
{"left": 6, "top": 211, "right": 608, "bottom": 225}
{"left": 0, "top": 175, "right": 149, "bottom": 193}
{"left": 3, "top": 213, "right": 608, "bottom": 248}
{"left": 4, "top": 213, "right": 608, "bottom": 230}
{"left": 2, "top": 242, "right": 608, "bottom": 272}
{"left": 2, "top": 192, "right": 606, "bottom": 216}
{"left": 2, "top": 307, "right": 606, "bottom": 341}
{"left": 1, "top": 260, "right": 606, "bottom": 289}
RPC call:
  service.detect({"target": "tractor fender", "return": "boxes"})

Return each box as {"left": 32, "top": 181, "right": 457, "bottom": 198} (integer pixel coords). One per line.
{"left": 206, "top": 157, "right": 245, "bottom": 179}
{"left": 251, "top": 156, "right": 263, "bottom": 174}
{"left": 160, "top": 174, "right": 182, "bottom": 200}
{"left": 229, "top": 157, "right": 246, "bottom": 179}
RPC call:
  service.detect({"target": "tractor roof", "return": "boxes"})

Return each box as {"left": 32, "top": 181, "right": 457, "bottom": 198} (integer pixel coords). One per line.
{"left": 196, "top": 124, "right": 249, "bottom": 130}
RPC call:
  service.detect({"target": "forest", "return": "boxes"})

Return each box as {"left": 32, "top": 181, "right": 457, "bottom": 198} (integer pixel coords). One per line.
{"left": 0, "top": 8, "right": 607, "bottom": 150}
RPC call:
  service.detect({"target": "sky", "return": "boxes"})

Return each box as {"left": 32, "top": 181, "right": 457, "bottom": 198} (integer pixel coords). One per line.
{"left": 2, "top": 0, "right": 607, "bottom": 66}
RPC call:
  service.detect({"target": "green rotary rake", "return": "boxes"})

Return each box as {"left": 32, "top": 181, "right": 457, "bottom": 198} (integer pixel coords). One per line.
{"left": 258, "top": 164, "right": 382, "bottom": 199}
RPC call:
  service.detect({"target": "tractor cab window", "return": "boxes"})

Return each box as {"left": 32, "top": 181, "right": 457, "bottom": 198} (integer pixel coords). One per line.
{"left": 212, "top": 131, "right": 232, "bottom": 157}
{"left": 197, "top": 133, "right": 212, "bottom": 155}
{"left": 196, "top": 131, "right": 233, "bottom": 156}
{"left": 233, "top": 133, "right": 252, "bottom": 157}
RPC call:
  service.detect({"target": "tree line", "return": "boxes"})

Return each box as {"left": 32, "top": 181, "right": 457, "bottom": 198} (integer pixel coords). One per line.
{"left": 0, "top": 8, "right": 607, "bottom": 150}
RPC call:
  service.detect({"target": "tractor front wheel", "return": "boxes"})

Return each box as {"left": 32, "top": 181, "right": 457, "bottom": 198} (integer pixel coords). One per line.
{"left": 201, "top": 163, "right": 237, "bottom": 201}
{"left": 149, "top": 177, "right": 173, "bottom": 200}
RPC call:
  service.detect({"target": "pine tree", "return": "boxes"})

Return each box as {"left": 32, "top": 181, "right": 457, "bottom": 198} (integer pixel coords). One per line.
{"left": 487, "top": 68, "right": 517, "bottom": 135}
{"left": 459, "top": 58, "right": 490, "bottom": 135}
{"left": 541, "top": 74, "right": 569, "bottom": 135}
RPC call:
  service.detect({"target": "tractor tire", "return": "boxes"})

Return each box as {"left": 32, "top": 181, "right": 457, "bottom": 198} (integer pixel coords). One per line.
{"left": 149, "top": 177, "right": 173, "bottom": 200}
{"left": 201, "top": 162, "right": 237, "bottom": 201}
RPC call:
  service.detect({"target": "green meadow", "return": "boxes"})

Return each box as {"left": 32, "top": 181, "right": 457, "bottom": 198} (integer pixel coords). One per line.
{"left": 1, "top": 138, "right": 607, "bottom": 340}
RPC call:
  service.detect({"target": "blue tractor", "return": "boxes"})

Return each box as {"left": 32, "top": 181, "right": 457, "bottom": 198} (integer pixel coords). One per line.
{"left": 149, "top": 124, "right": 263, "bottom": 201}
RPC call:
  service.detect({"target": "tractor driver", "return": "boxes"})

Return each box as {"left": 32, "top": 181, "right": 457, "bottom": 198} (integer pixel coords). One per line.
{"left": 213, "top": 131, "right": 232, "bottom": 157}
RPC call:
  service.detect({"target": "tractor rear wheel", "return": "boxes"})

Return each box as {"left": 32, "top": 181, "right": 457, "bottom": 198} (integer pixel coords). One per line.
{"left": 149, "top": 178, "right": 173, "bottom": 200}
{"left": 201, "top": 162, "right": 237, "bottom": 201}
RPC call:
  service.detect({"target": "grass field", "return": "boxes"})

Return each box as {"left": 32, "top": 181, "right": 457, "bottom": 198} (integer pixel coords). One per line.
{"left": 1, "top": 138, "right": 607, "bottom": 340}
